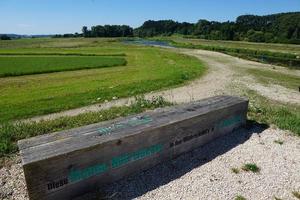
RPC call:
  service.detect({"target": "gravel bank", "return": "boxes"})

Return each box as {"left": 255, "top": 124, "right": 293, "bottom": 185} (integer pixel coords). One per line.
{"left": 1, "top": 125, "right": 299, "bottom": 200}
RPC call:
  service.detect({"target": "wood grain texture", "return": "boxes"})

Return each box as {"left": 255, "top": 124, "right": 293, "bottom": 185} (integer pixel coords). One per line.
{"left": 18, "top": 95, "right": 248, "bottom": 200}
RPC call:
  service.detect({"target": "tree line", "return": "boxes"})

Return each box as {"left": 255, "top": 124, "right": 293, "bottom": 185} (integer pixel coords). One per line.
{"left": 135, "top": 12, "right": 300, "bottom": 44}
{"left": 82, "top": 25, "right": 133, "bottom": 37}
{"left": 78, "top": 12, "right": 299, "bottom": 44}
{"left": 2, "top": 12, "right": 299, "bottom": 44}
{"left": 0, "top": 35, "right": 11, "bottom": 40}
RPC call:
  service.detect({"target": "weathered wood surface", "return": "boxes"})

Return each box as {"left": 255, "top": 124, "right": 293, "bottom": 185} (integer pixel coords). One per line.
{"left": 18, "top": 95, "right": 248, "bottom": 200}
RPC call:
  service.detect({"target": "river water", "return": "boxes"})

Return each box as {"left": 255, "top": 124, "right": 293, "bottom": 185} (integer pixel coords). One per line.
{"left": 123, "top": 39, "right": 174, "bottom": 48}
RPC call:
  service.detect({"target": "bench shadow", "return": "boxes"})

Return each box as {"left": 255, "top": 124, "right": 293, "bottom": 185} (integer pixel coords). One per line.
{"left": 77, "top": 121, "right": 268, "bottom": 200}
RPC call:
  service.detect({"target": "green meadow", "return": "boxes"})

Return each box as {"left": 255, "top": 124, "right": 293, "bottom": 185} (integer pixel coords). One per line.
{"left": 0, "top": 38, "right": 206, "bottom": 122}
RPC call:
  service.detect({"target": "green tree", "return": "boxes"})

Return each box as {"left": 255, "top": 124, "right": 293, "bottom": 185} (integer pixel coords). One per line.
{"left": 0, "top": 35, "right": 11, "bottom": 40}
{"left": 82, "top": 26, "right": 89, "bottom": 37}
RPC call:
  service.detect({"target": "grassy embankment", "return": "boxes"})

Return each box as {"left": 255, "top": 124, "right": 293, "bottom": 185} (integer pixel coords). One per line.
{"left": 156, "top": 36, "right": 300, "bottom": 68}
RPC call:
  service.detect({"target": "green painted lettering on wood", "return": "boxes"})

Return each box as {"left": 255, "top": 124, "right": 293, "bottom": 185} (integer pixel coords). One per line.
{"left": 67, "top": 143, "right": 163, "bottom": 184}
{"left": 68, "top": 163, "right": 108, "bottom": 183}
{"left": 217, "top": 115, "right": 242, "bottom": 128}
{"left": 111, "top": 144, "right": 163, "bottom": 168}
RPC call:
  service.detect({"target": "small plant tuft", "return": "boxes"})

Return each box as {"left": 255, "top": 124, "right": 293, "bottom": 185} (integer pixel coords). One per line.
{"left": 242, "top": 163, "right": 260, "bottom": 173}
{"left": 231, "top": 168, "right": 240, "bottom": 174}
{"left": 235, "top": 195, "right": 247, "bottom": 200}
{"left": 274, "top": 140, "right": 284, "bottom": 145}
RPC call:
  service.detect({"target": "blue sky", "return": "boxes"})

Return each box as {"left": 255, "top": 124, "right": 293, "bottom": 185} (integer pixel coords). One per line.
{"left": 0, "top": 0, "right": 299, "bottom": 35}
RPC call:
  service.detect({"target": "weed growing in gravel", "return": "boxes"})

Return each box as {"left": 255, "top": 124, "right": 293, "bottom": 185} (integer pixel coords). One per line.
{"left": 293, "top": 191, "right": 300, "bottom": 199}
{"left": 0, "top": 96, "right": 172, "bottom": 157}
{"left": 235, "top": 195, "right": 247, "bottom": 200}
{"left": 231, "top": 168, "right": 240, "bottom": 174}
{"left": 274, "top": 140, "right": 284, "bottom": 145}
{"left": 242, "top": 163, "right": 260, "bottom": 173}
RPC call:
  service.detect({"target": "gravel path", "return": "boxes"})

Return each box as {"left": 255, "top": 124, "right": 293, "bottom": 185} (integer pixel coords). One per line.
{"left": 25, "top": 48, "right": 300, "bottom": 123}
{"left": 1, "top": 126, "right": 299, "bottom": 200}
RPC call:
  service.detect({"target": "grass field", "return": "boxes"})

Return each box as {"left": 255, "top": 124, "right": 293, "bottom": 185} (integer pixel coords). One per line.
{"left": 157, "top": 36, "right": 300, "bottom": 68}
{"left": 0, "top": 38, "right": 206, "bottom": 122}
{"left": 246, "top": 68, "right": 300, "bottom": 90}
{"left": 0, "top": 56, "right": 126, "bottom": 77}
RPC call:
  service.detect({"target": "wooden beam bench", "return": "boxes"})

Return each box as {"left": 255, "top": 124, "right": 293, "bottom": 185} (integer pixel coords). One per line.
{"left": 18, "top": 95, "right": 248, "bottom": 200}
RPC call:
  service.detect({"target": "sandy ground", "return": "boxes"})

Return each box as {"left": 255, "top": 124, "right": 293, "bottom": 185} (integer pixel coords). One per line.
{"left": 1, "top": 49, "right": 300, "bottom": 200}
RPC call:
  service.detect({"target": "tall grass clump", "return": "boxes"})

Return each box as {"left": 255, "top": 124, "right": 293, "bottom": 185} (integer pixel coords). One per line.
{"left": 247, "top": 90, "right": 300, "bottom": 135}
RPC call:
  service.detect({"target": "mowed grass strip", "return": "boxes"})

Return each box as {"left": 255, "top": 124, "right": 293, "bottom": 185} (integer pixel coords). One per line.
{"left": 0, "top": 56, "right": 127, "bottom": 77}
{"left": 0, "top": 53, "right": 125, "bottom": 56}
